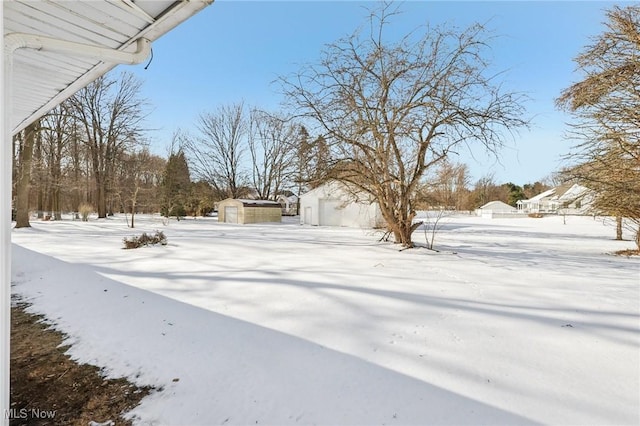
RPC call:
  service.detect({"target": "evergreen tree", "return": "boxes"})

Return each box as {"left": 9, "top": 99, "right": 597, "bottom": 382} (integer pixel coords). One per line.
{"left": 162, "top": 150, "right": 191, "bottom": 219}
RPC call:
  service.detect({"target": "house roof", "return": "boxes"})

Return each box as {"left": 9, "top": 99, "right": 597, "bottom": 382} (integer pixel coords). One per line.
{"left": 5, "top": 0, "right": 212, "bottom": 135}
{"left": 520, "top": 188, "right": 556, "bottom": 203}
{"left": 550, "top": 183, "right": 574, "bottom": 199}
{"left": 519, "top": 183, "right": 591, "bottom": 204}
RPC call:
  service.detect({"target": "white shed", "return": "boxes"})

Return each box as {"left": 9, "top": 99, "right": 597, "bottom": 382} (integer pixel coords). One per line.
{"left": 299, "top": 181, "right": 385, "bottom": 228}
{"left": 217, "top": 199, "right": 282, "bottom": 224}
{"left": 476, "top": 200, "right": 518, "bottom": 218}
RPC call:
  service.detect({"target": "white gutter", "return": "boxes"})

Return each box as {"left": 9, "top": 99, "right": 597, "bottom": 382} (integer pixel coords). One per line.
{"left": 4, "top": 33, "right": 151, "bottom": 65}
{"left": 1, "top": 33, "right": 150, "bottom": 426}
{"left": 9, "top": 1, "right": 212, "bottom": 136}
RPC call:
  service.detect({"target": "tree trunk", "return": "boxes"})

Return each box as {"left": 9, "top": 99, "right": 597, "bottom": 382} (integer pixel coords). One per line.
{"left": 15, "top": 123, "right": 37, "bottom": 228}
{"left": 94, "top": 169, "right": 107, "bottom": 218}
{"left": 615, "top": 216, "right": 623, "bottom": 240}
{"left": 129, "top": 186, "right": 139, "bottom": 228}
{"left": 34, "top": 134, "right": 44, "bottom": 219}
{"left": 97, "top": 184, "right": 107, "bottom": 218}
{"left": 52, "top": 186, "right": 61, "bottom": 220}
{"left": 36, "top": 186, "right": 44, "bottom": 219}
{"left": 383, "top": 202, "right": 418, "bottom": 248}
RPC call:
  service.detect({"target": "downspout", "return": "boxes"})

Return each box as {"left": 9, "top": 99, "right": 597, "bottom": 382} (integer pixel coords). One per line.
{"left": 1, "top": 32, "right": 150, "bottom": 426}
{"left": 1, "top": 4, "right": 8, "bottom": 425}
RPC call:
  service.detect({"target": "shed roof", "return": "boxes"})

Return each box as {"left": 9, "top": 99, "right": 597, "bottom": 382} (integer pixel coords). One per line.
{"left": 227, "top": 199, "right": 282, "bottom": 208}
{"left": 479, "top": 200, "right": 516, "bottom": 211}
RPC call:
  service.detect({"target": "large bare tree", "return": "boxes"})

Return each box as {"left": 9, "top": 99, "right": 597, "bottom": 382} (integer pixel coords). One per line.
{"left": 185, "top": 103, "right": 249, "bottom": 199}
{"left": 557, "top": 5, "right": 640, "bottom": 249}
{"left": 69, "top": 72, "right": 147, "bottom": 218}
{"left": 248, "top": 110, "right": 297, "bottom": 200}
{"left": 282, "top": 3, "right": 528, "bottom": 247}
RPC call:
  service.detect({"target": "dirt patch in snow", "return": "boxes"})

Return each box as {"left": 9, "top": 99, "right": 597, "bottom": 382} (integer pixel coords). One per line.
{"left": 10, "top": 303, "right": 152, "bottom": 426}
{"left": 615, "top": 249, "right": 640, "bottom": 256}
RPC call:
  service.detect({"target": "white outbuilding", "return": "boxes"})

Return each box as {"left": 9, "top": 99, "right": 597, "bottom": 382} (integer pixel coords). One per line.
{"left": 217, "top": 199, "right": 282, "bottom": 224}
{"left": 299, "top": 181, "right": 385, "bottom": 228}
{"left": 476, "top": 200, "right": 518, "bottom": 218}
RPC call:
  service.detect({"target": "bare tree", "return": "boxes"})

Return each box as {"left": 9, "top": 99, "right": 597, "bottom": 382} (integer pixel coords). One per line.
{"left": 69, "top": 72, "right": 147, "bottom": 218}
{"left": 248, "top": 110, "right": 297, "bottom": 200}
{"left": 38, "top": 104, "right": 75, "bottom": 220}
{"left": 421, "top": 208, "right": 449, "bottom": 251}
{"left": 115, "top": 148, "right": 162, "bottom": 228}
{"left": 282, "top": 3, "right": 528, "bottom": 247}
{"left": 557, "top": 5, "right": 640, "bottom": 250}
{"left": 185, "top": 103, "right": 249, "bottom": 199}
{"left": 422, "top": 160, "right": 471, "bottom": 210}
{"left": 66, "top": 115, "right": 90, "bottom": 214}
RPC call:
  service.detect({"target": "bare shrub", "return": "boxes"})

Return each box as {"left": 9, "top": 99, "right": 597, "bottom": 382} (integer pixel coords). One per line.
{"left": 422, "top": 209, "right": 449, "bottom": 251}
{"left": 78, "top": 203, "right": 93, "bottom": 222}
{"left": 123, "top": 230, "right": 167, "bottom": 249}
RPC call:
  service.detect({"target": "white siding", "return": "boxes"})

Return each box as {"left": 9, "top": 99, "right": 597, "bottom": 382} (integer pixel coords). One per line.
{"left": 300, "top": 181, "right": 384, "bottom": 228}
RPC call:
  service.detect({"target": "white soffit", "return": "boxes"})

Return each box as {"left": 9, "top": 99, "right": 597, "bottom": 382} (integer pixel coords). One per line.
{"left": 4, "top": 0, "right": 213, "bottom": 135}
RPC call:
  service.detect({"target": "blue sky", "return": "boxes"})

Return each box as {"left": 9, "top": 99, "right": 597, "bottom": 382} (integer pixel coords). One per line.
{"left": 127, "top": 0, "right": 628, "bottom": 185}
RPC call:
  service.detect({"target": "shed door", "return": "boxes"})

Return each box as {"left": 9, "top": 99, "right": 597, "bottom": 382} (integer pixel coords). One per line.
{"left": 224, "top": 206, "right": 238, "bottom": 223}
{"left": 304, "top": 206, "right": 312, "bottom": 225}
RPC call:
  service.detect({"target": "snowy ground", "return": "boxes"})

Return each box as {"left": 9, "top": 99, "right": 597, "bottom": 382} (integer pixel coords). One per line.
{"left": 11, "top": 213, "right": 640, "bottom": 425}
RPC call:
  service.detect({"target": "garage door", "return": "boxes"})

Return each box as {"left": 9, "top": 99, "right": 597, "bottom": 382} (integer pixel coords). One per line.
{"left": 224, "top": 206, "right": 238, "bottom": 223}
{"left": 319, "top": 199, "right": 342, "bottom": 226}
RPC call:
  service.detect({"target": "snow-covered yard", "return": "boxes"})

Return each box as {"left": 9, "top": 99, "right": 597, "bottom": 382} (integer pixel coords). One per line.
{"left": 11, "top": 214, "right": 639, "bottom": 425}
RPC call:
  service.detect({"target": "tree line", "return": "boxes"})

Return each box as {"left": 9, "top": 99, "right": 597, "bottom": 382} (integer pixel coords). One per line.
{"left": 10, "top": 76, "right": 548, "bottom": 230}
{"left": 13, "top": 74, "right": 165, "bottom": 227}
{"left": 11, "top": 2, "right": 639, "bottom": 250}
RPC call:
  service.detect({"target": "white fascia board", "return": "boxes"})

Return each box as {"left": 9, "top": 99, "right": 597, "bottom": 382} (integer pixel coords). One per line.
{"left": 9, "top": 0, "right": 213, "bottom": 135}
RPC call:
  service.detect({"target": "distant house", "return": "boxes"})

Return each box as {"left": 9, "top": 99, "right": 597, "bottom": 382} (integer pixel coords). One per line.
{"left": 476, "top": 200, "right": 518, "bottom": 218}
{"left": 217, "top": 199, "right": 282, "bottom": 224}
{"left": 276, "top": 193, "right": 298, "bottom": 216}
{"left": 517, "top": 183, "right": 593, "bottom": 215}
{"left": 299, "top": 181, "right": 385, "bottom": 228}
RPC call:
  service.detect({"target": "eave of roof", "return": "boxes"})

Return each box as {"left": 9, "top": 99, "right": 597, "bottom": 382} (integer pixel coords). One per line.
{"left": 5, "top": 0, "right": 213, "bottom": 135}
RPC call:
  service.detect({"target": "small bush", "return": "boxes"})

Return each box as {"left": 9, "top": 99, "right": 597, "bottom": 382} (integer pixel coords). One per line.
{"left": 528, "top": 213, "right": 544, "bottom": 218}
{"left": 78, "top": 203, "right": 93, "bottom": 221}
{"left": 123, "top": 230, "right": 167, "bottom": 249}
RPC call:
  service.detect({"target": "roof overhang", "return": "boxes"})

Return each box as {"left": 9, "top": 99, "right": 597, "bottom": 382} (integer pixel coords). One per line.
{"left": 4, "top": 0, "right": 213, "bottom": 135}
